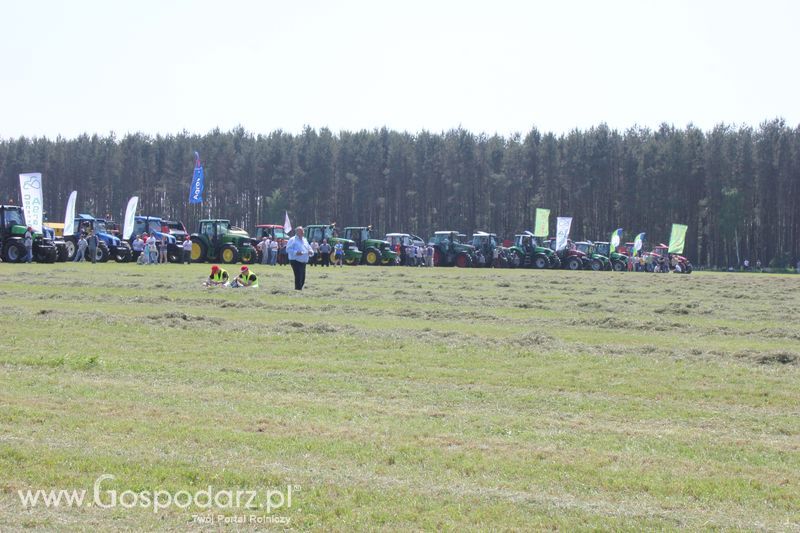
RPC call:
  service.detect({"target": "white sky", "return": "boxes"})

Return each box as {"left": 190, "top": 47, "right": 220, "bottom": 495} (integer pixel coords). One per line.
{"left": 1, "top": 0, "right": 797, "bottom": 138}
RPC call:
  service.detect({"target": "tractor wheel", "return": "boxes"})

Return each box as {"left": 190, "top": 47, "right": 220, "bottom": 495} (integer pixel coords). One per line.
{"left": 455, "top": 252, "right": 471, "bottom": 268}
{"left": 3, "top": 240, "right": 25, "bottom": 263}
{"left": 344, "top": 256, "right": 358, "bottom": 266}
{"left": 220, "top": 244, "right": 239, "bottom": 264}
{"left": 550, "top": 255, "right": 561, "bottom": 269}
{"left": 533, "top": 254, "right": 548, "bottom": 269}
{"left": 64, "top": 238, "right": 77, "bottom": 261}
{"left": 240, "top": 247, "right": 256, "bottom": 264}
{"left": 381, "top": 254, "right": 395, "bottom": 266}
{"left": 566, "top": 257, "right": 581, "bottom": 270}
{"left": 168, "top": 250, "right": 181, "bottom": 263}
{"left": 90, "top": 243, "right": 110, "bottom": 263}
{"left": 684, "top": 262, "right": 693, "bottom": 274}
{"left": 364, "top": 247, "right": 381, "bottom": 266}
{"left": 591, "top": 259, "right": 603, "bottom": 271}
{"left": 329, "top": 251, "right": 338, "bottom": 264}
{"left": 56, "top": 244, "right": 68, "bottom": 262}
{"left": 510, "top": 250, "right": 523, "bottom": 268}
{"left": 612, "top": 261, "right": 625, "bottom": 271}
{"left": 191, "top": 240, "right": 207, "bottom": 263}
{"left": 433, "top": 248, "right": 444, "bottom": 267}
{"left": 37, "top": 247, "right": 57, "bottom": 263}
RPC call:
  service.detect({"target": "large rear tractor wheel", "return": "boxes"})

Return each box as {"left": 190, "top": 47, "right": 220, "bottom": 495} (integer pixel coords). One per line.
{"left": 566, "top": 257, "right": 581, "bottom": 270}
{"left": 612, "top": 260, "right": 625, "bottom": 271}
{"left": 533, "top": 254, "right": 548, "bottom": 269}
{"left": 191, "top": 240, "right": 207, "bottom": 263}
{"left": 591, "top": 259, "right": 603, "bottom": 271}
{"left": 433, "top": 248, "right": 444, "bottom": 267}
{"left": 455, "top": 253, "right": 471, "bottom": 268}
{"left": 220, "top": 244, "right": 239, "bottom": 264}
{"left": 364, "top": 247, "right": 381, "bottom": 266}
{"left": 329, "top": 251, "right": 338, "bottom": 264}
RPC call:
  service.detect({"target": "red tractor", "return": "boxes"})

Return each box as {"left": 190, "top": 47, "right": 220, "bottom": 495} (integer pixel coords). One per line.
{"left": 543, "top": 238, "right": 588, "bottom": 270}
{"left": 651, "top": 244, "right": 693, "bottom": 274}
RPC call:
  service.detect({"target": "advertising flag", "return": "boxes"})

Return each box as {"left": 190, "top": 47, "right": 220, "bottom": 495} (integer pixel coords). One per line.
{"left": 610, "top": 228, "right": 623, "bottom": 251}
{"left": 63, "top": 191, "right": 77, "bottom": 236}
{"left": 189, "top": 152, "right": 204, "bottom": 204}
{"left": 668, "top": 223, "right": 688, "bottom": 254}
{"left": 284, "top": 211, "right": 292, "bottom": 234}
{"left": 555, "top": 217, "right": 572, "bottom": 251}
{"left": 19, "top": 173, "right": 43, "bottom": 232}
{"left": 633, "top": 232, "right": 646, "bottom": 256}
{"left": 534, "top": 208, "right": 550, "bottom": 237}
{"left": 122, "top": 196, "right": 139, "bottom": 240}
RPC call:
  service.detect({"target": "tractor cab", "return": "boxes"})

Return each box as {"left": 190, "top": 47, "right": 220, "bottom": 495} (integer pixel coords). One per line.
{"left": 305, "top": 224, "right": 362, "bottom": 265}
{"left": 472, "top": 232, "right": 498, "bottom": 252}
{"left": 429, "top": 231, "right": 475, "bottom": 267}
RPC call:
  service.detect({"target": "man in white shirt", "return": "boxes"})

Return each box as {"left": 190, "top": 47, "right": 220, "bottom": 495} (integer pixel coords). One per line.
{"left": 269, "top": 238, "right": 279, "bottom": 265}
{"left": 286, "top": 227, "right": 314, "bottom": 290}
{"left": 182, "top": 238, "right": 193, "bottom": 264}
{"left": 259, "top": 237, "right": 270, "bottom": 265}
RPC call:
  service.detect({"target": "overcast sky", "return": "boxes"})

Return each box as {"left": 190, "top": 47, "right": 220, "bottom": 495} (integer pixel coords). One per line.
{"left": 1, "top": 0, "right": 797, "bottom": 139}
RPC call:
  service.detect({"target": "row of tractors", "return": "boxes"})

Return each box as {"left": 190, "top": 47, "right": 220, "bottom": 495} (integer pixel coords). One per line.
{"left": 0, "top": 206, "right": 691, "bottom": 273}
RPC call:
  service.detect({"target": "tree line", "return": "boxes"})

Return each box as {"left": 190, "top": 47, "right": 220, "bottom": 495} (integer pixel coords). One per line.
{"left": 1, "top": 120, "right": 798, "bottom": 267}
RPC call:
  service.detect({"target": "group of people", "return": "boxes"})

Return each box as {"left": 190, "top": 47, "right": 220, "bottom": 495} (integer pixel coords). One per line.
{"left": 256, "top": 236, "right": 281, "bottom": 265}
{"left": 308, "top": 239, "right": 345, "bottom": 267}
{"left": 131, "top": 234, "right": 193, "bottom": 265}
{"left": 398, "top": 243, "right": 434, "bottom": 267}
{"left": 72, "top": 230, "right": 100, "bottom": 263}
{"left": 204, "top": 264, "right": 259, "bottom": 288}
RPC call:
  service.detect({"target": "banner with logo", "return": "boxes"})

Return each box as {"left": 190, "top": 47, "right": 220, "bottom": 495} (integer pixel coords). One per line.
{"left": 534, "top": 208, "right": 550, "bottom": 237}
{"left": 19, "top": 173, "right": 43, "bottom": 232}
{"left": 610, "top": 228, "right": 623, "bottom": 252}
{"left": 63, "top": 191, "right": 78, "bottom": 236}
{"left": 122, "top": 196, "right": 139, "bottom": 240}
{"left": 668, "top": 223, "right": 688, "bottom": 254}
{"left": 555, "top": 217, "right": 572, "bottom": 251}
{"left": 189, "top": 151, "right": 204, "bottom": 204}
{"left": 633, "top": 232, "right": 646, "bottom": 256}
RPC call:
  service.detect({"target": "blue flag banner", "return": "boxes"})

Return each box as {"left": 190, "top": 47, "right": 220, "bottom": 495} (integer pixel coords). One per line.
{"left": 189, "top": 152, "right": 204, "bottom": 204}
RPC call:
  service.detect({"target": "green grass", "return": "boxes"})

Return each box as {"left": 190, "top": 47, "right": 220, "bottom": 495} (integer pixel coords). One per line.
{"left": 0, "top": 263, "right": 798, "bottom": 531}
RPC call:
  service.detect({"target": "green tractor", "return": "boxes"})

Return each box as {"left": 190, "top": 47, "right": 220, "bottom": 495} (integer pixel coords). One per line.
{"left": 429, "top": 231, "right": 476, "bottom": 267}
{"left": 342, "top": 226, "right": 398, "bottom": 266}
{"left": 305, "top": 224, "right": 362, "bottom": 265}
{"left": 190, "top": 219, "right": 258, "bottom": 264}
{"left": 509, "top": 232, "right": 560, "bottom": 269}
{"left": 574, "top": 241, "right": 611, "bottom": 271}
{"left": 0, "top": 205, "right": 58, "bottom": 263}
{"left": 593, "top": 241, "right": 629, "bottom": 271}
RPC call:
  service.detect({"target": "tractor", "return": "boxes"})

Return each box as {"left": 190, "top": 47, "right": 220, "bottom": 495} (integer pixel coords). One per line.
{"left": 509, "top": 232, "right": 560, "bottom": 269}
{"left": 471, "top": 232, "right": 514, "bottom": 267}
{"left": 543, "top": 238, "right": 587, "bottom": 270}
{"left": 594, "top": 241, "right": 629, "bottom": 271}
{"left": 0, "top": 205, "right": 58, "bottom": 263}
{"left": 130, "top": 216, "right": 183, "bottom": 262}
{"left": 304, "top": 224, "right": 362, "bottom": 265}
{"left": 573, "top": 241, "right": 611, "bottom": 271}
{"left": 384, "top": 233, "right": 426, "bottom": 266}
{"left": 64, "top": 214, "right": 131, "bottom": 262}
{"left": 254, "top": 224, "right": 288, "bottom": 264}
{"left": 190, "top": 219, "right": 258, "bottom": 264}
{"left": 164, "top": 220, "right": 189, "bottom": 243}
{"left": 343, "top": 226, "right": 398, "bottom": 266}
{"left": 428, "top": 231, "right": 476, "bottom": 267}
{"left": 651, "top": 244, "right": 693, "bottom": 274}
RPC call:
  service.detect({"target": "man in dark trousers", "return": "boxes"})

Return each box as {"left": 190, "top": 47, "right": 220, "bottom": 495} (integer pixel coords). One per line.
{"left": 286, "top": 226, "right": 314, "bottom": 290}
{"left": 87, "top": 230, "right": 98, "bottom": 264}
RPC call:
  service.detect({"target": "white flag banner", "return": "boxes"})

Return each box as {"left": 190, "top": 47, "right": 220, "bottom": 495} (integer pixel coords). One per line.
{"left": 19, "top": 173, "right": 44, "bottom": 233}
{"left": 63, "top": 191, "right": 77, "bottom": 236}
{"left": 284, "top": 211, "right": 292, "bottom": 234}
{"left": 555, "top": 217, "right": 572, "bottom": 251}
{"left": 122, "top": 196, "right": 139, "bottom": 240}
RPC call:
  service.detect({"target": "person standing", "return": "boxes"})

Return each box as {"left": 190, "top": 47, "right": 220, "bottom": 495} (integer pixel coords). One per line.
{"left": 74, "top": 233, "right": 88, "bottom": 262}
{"left": 259, "top": 237, "right": 270, "bottom": 265}
{"left": 270, "top": 238, "right": 279, "bottom": 265}
{"left": 159, "top": 236, "right": 169, "bottom": 264}
{"left": 310, "top": 240, "right": 320, "bottom": 266}
{"left": 87, "top": 230, "right": 98, "bottom": 264}
{"left": 132, "top": 235, "right": 145, "bottom": 263}
{"left": 286, "top": 227, "right": 313, "bottom": 290}
{"left": 182, "top": 237, "right": 193, "bottom": 264}
{"left": 334, "top": 242, "right": 344, "bottom": 267}
{"left": 23, "top": 227, "right": 33, "bottom": 263}
{"left": 146, "top": 234, "right": 158, "bottom": 265}
{"left": 319, "top": 239, "right": 331, "bottom": 267}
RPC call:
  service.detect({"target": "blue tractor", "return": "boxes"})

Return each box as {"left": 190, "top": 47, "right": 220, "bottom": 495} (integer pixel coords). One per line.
{"left": 64, "top": 214, "right": 132, "bottom": 262}
{"left": 129, "top": 215, "right": 182, "bottom": 262}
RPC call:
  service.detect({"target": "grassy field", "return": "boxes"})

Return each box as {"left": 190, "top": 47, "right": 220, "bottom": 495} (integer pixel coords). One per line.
{"left": 0, "top": 263, "right": 798, "bottom": 531}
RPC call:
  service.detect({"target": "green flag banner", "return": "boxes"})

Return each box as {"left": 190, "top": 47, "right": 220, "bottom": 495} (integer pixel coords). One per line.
{"left": 534, "top": 208, "right": 550, "bottom": 237}
{"left": 668, "top": 224, "right": 688, "bottom": 254}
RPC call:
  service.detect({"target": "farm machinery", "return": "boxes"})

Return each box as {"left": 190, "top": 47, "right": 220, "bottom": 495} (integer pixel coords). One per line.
{"left": 651, "top": 244, "right": 693, "bottom": 273}
{"left": 343, "top": 226, "right": 398, "bottom": 266}
{"left": 509, "top": 232, "right": 560, "bottom": 269}
{"left": 543, "top": 238, "right": 588, "bottom": 270}
{"left": 384, "top": 233, "right": 426, "bottom": 265}
{"left": 254, "top": 224, "right": 288, "bottom": 264}
{"left": 573, "top": 241, "right": 611, "bottom": 271}
{"left": 429, "top": 231, "right": 476, "bottom": 267}
{"left": 471, "top": 232, "right": 515, "bottom": 267}
{"left": 305, "top": 224, "right": 362, "bottom": 265}
{"left": 131, "top": 216, "right": 183, "bottom": 262}
{"left": 0, "top": 205, "right": 58, "bottom": 263}
{"left": 190, "top": 219, "right": 258, "bottom": 264}
{"left": 65, "top": 214, "right": 132, "bottom": 262}
{"left": 593, "top": 241, "right": 629, "bottom": 271}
